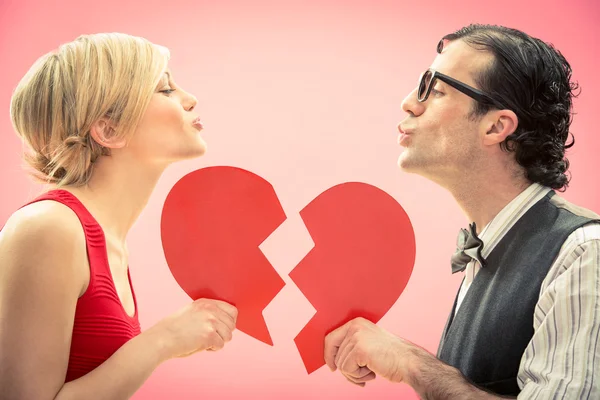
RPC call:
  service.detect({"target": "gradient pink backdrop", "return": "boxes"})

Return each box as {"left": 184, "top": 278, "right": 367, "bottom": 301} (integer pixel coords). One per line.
{"left": 1, "top": 0, "right": 598, "bottom": 399}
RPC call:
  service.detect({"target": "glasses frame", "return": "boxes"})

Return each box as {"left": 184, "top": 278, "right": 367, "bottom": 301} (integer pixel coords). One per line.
{"left": 418, "top": 68, "right": 507, "bottom": 110}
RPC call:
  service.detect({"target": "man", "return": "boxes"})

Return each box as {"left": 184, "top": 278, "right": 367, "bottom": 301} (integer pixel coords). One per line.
{"left": 324, "top": 24, "right": 600, "bottom": 399}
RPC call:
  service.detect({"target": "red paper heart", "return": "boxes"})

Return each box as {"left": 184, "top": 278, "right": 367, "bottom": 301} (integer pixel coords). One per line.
{"left": 160, "top": 166, "right": 287, "bottom": 345}
{"left": 160, "top": 168, "right": 416, "bottom": 373}
{"left": 289, "top": 182, "right": 415, "bottom": 373}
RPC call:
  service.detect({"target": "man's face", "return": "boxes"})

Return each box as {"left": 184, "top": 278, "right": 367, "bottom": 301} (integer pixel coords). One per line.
{"left": 397, "top": 39, "right": 494, "bottom": 184}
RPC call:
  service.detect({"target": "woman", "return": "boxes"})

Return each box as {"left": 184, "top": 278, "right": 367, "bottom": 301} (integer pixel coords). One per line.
{"left": 0, "top": 33, "right": 238, "bottom": 399}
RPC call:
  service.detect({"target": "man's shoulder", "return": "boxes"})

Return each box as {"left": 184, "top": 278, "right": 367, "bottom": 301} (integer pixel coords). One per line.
{"left": 563, "top": 221, "right": 600, "bottom": 248}
{"left": 548, "top": 192, "right": 600, "bottom": 221}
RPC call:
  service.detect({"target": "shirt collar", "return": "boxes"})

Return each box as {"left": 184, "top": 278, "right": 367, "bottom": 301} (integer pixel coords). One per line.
{"left": 477, "top": 183, "right": 552, "bottom": 258}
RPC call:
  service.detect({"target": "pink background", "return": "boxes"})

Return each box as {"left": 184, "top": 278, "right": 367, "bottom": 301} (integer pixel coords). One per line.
{"left": 1, "top": 0, "right": 598, "bottom": 399}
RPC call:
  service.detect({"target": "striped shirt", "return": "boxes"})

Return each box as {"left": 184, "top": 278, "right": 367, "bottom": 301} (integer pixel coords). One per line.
{"left": 453, "top": 183, "right": 600, "bottom": 399}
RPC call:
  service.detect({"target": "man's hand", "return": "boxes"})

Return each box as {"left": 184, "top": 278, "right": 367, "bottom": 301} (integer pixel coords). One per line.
{"left": 323, "top": 317, "right": 512, "bottom": 399}
{"left": 323, "top": 317, "right": 414, "bottom": 386}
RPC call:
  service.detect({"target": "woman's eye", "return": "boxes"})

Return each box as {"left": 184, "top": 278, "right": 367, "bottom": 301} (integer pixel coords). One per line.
{"left": 160, "top": 88, "right": 176, "bottom": 96}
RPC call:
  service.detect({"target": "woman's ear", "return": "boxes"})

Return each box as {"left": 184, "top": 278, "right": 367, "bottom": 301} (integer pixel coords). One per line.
{"left": 89, "top": 119, "right": 126, "bottom": 149}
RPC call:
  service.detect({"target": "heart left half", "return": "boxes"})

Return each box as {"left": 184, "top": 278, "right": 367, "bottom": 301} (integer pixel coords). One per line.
{"left": 160, "top": 166, "right": 287, "bottom": 345}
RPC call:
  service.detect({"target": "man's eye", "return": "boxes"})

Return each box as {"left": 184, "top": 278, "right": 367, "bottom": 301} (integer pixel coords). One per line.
{"left": 431, "top": 88, "right": 444, "bottom": 96}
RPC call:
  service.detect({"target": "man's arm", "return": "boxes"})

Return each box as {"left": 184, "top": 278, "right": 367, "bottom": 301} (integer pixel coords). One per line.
{"left": 517, "top": 235, "right": 600, "bottom": 399}
{"left": 324, "top": 233, "right": 600, "bottom": 399}
{"left": 324, "top": 318, "right": 514, "bottom": 399}
{"left": 406, "top": 342, "right": 513, "bottom": 400}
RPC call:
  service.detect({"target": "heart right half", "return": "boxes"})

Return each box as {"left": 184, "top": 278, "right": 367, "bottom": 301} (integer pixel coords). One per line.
{"left": 289, "top": 182, "right": 416, "bottom": 374}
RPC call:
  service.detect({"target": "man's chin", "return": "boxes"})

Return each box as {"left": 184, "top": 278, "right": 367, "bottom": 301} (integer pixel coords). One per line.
{"left": 397, "top": 154, "right": 417, "bottom": 173}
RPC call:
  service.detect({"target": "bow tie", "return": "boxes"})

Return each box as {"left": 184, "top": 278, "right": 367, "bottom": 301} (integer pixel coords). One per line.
{"left": 450, "top": 222, "right": 487, "bottom": 274}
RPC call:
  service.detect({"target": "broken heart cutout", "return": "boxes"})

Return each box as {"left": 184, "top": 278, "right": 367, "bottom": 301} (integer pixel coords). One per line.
{"left": 289, "top": 182, "right": 416, "bottom": 373}
{"left": 160, "top": 166, "right": 286, "bottom": 345}
{"left": 160, "top": 166, "right": 416, "bottom": 373}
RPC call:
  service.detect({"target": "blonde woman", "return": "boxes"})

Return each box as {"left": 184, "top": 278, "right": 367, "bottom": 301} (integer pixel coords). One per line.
{"left": 0, "top": 33, "right": 238, "bottom": 399}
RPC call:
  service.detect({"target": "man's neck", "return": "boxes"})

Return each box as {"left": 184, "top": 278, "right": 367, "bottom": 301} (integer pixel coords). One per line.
{"left": 447, "top": 175, "right": 532, "bottom": 234}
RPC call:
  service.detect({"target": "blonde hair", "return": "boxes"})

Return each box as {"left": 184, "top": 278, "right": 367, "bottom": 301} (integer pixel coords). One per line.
{"left": 10, "top": 33, "right": 170, "bottom": 186}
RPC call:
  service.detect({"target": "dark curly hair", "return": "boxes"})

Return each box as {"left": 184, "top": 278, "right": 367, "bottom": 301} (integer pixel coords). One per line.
{"left": 441, "top": 24, "right": 579, "bottom": 191}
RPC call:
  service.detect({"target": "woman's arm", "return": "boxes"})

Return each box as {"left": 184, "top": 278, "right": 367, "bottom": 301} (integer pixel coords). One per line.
{"left": 0, "top": 202, "right": 237, "bottom": 400}
{"left": 0, "top": 202, "right": 88, "bottom": 399}
{"left": 56, "top": 298, "right": 237, "bottom": 400}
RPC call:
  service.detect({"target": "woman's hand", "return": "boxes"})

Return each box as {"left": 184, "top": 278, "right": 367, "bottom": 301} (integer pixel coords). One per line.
{"left": 149, "top": 298, "right": 238, "bottom": 360}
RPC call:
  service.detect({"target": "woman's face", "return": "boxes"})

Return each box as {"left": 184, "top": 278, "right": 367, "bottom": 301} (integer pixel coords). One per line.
{"left": 124, "top": 69, "right": 206, "bottom": 166}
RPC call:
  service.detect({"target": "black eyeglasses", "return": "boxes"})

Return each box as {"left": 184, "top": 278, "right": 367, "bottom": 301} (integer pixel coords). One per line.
{"left": 418, "top": 69, "right": 507, "bottom": 110}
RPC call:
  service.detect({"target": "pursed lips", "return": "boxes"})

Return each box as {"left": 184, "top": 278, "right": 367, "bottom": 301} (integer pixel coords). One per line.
{"left": 191, "top": 117, "right": 203, "bottom": 130}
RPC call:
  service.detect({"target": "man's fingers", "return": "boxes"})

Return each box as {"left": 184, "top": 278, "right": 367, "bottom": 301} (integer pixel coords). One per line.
{"left": 347, "top": 366, "right": 374, "bottom": 380}
{"left": 343, "top": 373, "right": 366, "bottom": 387}
{"left": 346, "top": 366, "right": 377, "bottom": 384}
{"left": 212, "top": 307, "right": 236, "bottom": 332}
{"left": 342, "top": 368, "right": 376, "bottom": 387}
{"left": 339, "top": 346, "right": 362, "bottom": 380}
{"left": 324, "top": 322, "right": 351, "bottom": 371}
{"left": 355, "top": 371, "right": 377, "bottom": 383}
{"left": 213, "top": 318, "right": 233, "bottom": 344}
{"left": 339, "top": 346, "right": 377, "bottom": 385}
{"left": 206, "top": 329, "right": 226, "bottom": 351}
{"left": 335, "top": 340, "right": 356, "bottom": 371}
{"left": 212, "top": 300, "right": 239, "bottom": 323}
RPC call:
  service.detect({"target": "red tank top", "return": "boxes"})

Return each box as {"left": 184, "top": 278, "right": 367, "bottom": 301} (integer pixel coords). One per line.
{"left": 23, "top": 189, "right": 142, "bottom": 382}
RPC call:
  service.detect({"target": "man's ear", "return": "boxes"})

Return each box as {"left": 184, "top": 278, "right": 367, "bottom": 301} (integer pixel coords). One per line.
{"left": 89, "top": 118, "right": 126, "bottom": 149}
{"left": 481, "top": 110, "right": 519, "bottom": 146}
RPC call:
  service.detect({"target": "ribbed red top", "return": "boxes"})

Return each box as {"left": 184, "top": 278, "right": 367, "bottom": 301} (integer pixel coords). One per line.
{"left": 23, "top": 189, "right": 141, "bottom": 382}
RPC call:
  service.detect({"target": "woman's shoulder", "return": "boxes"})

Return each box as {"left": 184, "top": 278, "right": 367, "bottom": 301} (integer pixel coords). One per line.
{"left": 0, "top": 199, "right": 89, "bottom": 291}
{"left": 3, "top": 199, "right": 85, "bottom": 242}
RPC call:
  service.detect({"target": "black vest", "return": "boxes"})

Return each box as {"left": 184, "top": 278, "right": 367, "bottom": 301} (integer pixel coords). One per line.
{"left": 437, "top": 191, "right": 600, "bottom": 395}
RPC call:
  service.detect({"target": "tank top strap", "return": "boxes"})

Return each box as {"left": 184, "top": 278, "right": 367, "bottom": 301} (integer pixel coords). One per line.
{"left": 22, "top": 189, "right": 109, "bottom": 277}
